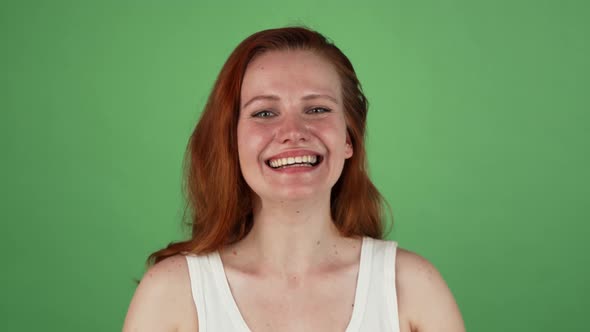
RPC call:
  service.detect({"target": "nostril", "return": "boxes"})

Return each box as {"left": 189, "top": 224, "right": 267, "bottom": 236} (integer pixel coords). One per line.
{"left": 276, "top": 118, "right": 310, "bottom": 143}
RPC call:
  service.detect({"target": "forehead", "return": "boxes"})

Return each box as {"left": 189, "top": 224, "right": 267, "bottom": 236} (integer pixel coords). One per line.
{"left": 240, "top": 50, "right": 342, "bottom": 103}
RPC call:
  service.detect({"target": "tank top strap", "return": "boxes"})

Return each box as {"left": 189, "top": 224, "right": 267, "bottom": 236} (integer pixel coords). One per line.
{"left": 185, "top": 252, "right": 248, "bottom": 332}
{"left": 185, "top": 254, "right": 208, "bottom": 331}
{"left": 366, "top": 238, "right": 401, "bottom": 332}
{"left": 382, "top": 239, "right": 400, "bottom": 331}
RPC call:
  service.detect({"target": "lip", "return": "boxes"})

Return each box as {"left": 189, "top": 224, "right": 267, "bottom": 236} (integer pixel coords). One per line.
{"left": 264, "top": 149, "right": 323, "bottom": 172}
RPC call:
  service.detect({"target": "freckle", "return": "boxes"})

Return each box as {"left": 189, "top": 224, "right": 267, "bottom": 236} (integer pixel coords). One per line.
{"left": 352, "top": 303, "right": 355, "bottom": 307}
{"left": 334, "top": 250, "right": 339, "bottom": 255}
{"left": 232, "top": 250, "right": 238, "bottom": 256}
{"left": 296, "top": 210, "right": 300, "bottom": 213}
{"left": 316, "top": 241, "right": 320, "bottom": 245}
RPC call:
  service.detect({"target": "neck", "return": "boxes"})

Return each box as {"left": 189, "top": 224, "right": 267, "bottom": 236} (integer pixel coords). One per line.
{"left": 237, "top": 194, "right": 354, "bottom": 276}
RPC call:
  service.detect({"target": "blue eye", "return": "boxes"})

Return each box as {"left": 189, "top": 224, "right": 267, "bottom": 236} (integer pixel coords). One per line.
{"left": 308, "top": 107, "right": 330, "bottom": 114}
{"left": 253, "top": 110, "right": 275, "bottom": 118}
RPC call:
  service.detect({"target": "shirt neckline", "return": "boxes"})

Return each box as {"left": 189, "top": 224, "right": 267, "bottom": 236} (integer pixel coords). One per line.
{"left": 210, "top": 236, "right": 373, "bottom": 332}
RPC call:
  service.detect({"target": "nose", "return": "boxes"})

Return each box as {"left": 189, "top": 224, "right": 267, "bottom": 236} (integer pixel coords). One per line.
{"left": 276, "top": 113, "right": 310, "bottom": 144}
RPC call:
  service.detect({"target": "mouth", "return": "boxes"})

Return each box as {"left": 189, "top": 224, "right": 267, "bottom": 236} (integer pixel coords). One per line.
{"left": 265, "top": 154, "right": 323, "bottom": 169}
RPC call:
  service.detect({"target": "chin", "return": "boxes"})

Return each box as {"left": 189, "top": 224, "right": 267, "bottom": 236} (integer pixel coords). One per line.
{"left": 259, "top": 186, "right": 329, "bottom": 203}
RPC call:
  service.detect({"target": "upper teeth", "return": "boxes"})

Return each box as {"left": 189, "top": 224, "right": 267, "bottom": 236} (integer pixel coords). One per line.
{"left": 269, "top": 155, "right": 318, "bottom": 168}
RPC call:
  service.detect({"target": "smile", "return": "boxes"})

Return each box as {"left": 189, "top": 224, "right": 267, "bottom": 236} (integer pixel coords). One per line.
{"left": 266, "top": 155, "right": 322, "bottom": 169}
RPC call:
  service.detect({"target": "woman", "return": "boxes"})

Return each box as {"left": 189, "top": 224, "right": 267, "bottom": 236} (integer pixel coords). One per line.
{"left": 123, "top": 27, "right": 465, "bottom": 332}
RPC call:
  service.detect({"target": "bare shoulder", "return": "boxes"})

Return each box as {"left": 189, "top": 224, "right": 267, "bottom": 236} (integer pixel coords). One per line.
{"left": 395, "top": 247, "right": 465, "bottom": 332}
{"left": 122, "top": 254, "right": 198, "bottom": 332}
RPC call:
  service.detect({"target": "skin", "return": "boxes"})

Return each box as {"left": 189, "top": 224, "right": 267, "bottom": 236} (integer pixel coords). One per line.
{"left": 123, "top": 50, "right": 465, "bottom": 332}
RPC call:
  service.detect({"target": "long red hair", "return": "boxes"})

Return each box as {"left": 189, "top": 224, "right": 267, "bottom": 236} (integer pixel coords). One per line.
{"left": 148, "top": 26, "right": 391, "bottom": 266}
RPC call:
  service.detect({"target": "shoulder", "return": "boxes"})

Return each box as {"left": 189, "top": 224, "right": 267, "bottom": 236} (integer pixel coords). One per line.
{"left": 394, "top": 246, "right": 466, "bottom": 332}
{"left": 123, "top": 255, "right": 199, "bottom": 332}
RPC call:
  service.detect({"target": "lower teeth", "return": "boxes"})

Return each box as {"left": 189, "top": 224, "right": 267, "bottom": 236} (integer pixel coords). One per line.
{"left": 276, "top": 163, "right": 313, "bottom": 168}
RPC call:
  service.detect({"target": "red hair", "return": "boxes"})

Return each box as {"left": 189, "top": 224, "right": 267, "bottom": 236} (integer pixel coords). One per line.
{"left": 148, "top": 26, "right": 391, "bottom": 266}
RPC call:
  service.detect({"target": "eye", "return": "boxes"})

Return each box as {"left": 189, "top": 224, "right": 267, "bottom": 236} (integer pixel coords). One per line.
{"left": 252, "top": 110, "right": 275, "bottom": 118}
{"left": 307, "top": 107, "right": 331, "bottom": 114}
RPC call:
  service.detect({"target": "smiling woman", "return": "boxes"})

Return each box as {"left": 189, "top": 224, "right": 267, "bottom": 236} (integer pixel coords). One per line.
{"left": 123, "top": 27, "right": 465, "bottom": 332}
{"left": 238, "top": 50, "right": 353, "bottom": 203}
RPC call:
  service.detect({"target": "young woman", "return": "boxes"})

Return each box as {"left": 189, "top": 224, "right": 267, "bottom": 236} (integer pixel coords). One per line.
{"left": 123, "top": 27, "right": 465, "bottom": 332}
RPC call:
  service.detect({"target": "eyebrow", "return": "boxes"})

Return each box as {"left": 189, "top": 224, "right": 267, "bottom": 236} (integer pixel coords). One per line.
{"left": 241, "top": 93, "right": 339, "bottom": 109}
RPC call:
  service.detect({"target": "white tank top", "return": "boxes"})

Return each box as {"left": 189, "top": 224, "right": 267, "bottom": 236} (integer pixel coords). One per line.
{"left": 185, "top": 236, "right": 400, "bottom": 332}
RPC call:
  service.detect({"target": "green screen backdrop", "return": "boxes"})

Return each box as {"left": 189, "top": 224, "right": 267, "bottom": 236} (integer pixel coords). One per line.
{"left": 1, "top": 0, "right": 588, "bottom": 331}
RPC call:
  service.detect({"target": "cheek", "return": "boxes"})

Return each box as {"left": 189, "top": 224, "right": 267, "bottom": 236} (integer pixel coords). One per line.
{"left": 237, "top": 123, "right": 269, "bottom": 163}
{"left": 319, "top": 119, "right": 349, "bottom": 148}
{"left": 237, "top": 124, "right": 253, "bottom": 169}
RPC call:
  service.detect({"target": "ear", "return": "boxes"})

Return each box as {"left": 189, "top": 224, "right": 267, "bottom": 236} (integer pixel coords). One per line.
{"left": 344, "top": 135, "right": 353, "bottom": 159}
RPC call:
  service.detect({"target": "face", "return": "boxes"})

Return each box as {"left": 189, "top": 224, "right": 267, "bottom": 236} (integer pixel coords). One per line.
{"left": 237, "top": 50, "right": 353, "bottom": 204}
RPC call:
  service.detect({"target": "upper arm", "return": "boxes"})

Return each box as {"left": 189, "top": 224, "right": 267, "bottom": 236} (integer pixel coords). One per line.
{"left": 396, "top": 248, "right": 465, "bottom": 332}
{"left": 122, "top": 255, "right": 198, "bottom": 332}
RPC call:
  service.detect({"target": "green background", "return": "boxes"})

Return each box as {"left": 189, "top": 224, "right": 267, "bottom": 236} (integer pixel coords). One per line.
{"left": 2, "top": 0, "right": 588, "bottom": 331}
